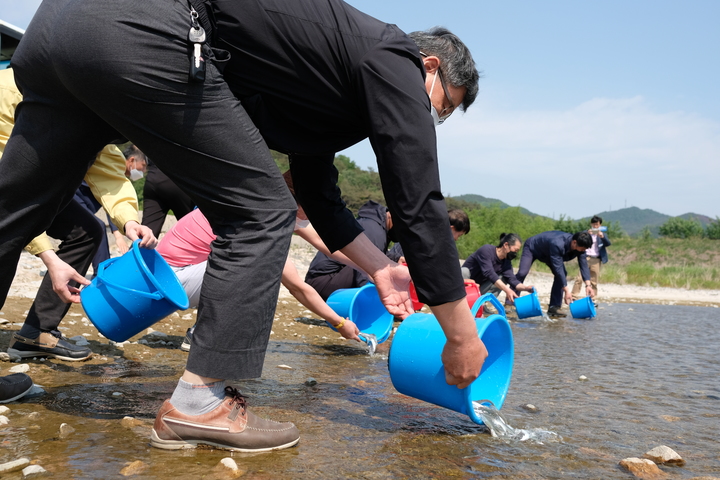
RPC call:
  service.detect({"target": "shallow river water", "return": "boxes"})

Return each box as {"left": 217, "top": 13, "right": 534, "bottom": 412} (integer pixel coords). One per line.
{"left": 1, "top": 300, "right": 719, "bottom": 479}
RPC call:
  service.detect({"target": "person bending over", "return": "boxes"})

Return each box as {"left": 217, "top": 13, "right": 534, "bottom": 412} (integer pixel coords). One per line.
{"left": 462, "top": 233, "right": 534, "bottom": 304}
{"left": 1, "top": 1, "right": 485, "bottom": 452}
{"left": 515, "top": 231, "right": 594, "bottom": 317}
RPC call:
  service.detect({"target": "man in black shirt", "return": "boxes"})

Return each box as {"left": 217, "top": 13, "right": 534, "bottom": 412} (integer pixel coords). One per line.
{"left": 0, "top": 0, "right": 485, "bottom": 452}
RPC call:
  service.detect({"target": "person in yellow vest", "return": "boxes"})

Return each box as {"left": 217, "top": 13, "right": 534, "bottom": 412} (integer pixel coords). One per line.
{"left": 0, "top": 68, "right": 157, "bottom": 361}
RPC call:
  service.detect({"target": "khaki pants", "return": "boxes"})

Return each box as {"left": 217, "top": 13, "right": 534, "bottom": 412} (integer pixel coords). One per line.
{"left": 572, "top": 256, "right": 601, "bottom": 300}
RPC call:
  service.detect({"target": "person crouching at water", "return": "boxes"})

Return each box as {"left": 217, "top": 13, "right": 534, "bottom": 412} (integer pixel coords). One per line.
{"left": 461, "top": 233, "right": 534, "bottom": 305}
{"left": 157, "top": 207, "right": 362, "bottom": 350}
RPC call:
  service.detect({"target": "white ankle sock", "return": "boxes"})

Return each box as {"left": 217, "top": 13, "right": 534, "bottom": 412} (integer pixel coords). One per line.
{"left": 170, "top": 379, "right": 226, "bottom": 416}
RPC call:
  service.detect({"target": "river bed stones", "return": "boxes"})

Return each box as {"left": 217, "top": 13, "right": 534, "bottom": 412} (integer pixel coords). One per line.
{"left": 619, "top": 457, "right": 667, "bottom": 479}
{"left": 643, "top": 445, "right": 685, "bottom": 466}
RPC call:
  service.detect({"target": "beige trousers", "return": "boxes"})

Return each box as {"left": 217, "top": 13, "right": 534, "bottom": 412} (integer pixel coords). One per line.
{"left": 572, "top": 256, "right": 601, "bottom": 300}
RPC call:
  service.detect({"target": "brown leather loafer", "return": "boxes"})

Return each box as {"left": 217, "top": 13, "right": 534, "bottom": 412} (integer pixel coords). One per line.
{"left": 150, "top": 387, "right": 300, "bottom": 452}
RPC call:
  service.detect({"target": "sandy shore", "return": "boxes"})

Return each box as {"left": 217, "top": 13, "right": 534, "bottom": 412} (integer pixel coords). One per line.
{"left": 8, "top": 228, "right": 720, "bottom": 308}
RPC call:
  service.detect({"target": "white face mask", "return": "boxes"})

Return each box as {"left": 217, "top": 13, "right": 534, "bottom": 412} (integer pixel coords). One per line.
{"left": 427, "top": 72, "right": 442, "bottom": 127}
{"left": 295, "top": 218, "right": 310, "bottom": 230}
{"left": 129, "top": 168, "right": 144, "bottom": 181}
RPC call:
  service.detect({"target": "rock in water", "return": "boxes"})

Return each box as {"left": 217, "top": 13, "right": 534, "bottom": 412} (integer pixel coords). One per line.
{"left": 59, "top": 423, "right": 76, "bottom": 439}
{"left": 643, "top": 445, "right": 685, "bottom": 466}
{"left": 22, "top": 465, "right": 47, "bottom": 477}
{"left": 0, "top": 458, "right": 30, "bottom": 474}
{"left": 619, "top": 458, "right": 667, "bottom": 479}
{"left": 120, "top": 460, "right": 147, "bottom": 476}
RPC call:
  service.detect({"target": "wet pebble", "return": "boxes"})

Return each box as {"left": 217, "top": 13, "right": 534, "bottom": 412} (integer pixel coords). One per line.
{"left": 0, "top": 416, "right": 9, "bottom": 425}
{"left": 520, "top": 403, "right": 539, "bottom": 413}
{"left": 69, "top": 335, "right": 89, "bottom": 346}
{"left": 277, "top": 365, "right": 293, "bottom": 370}
{"left": 120, "top": 460, "right": 147, "bottom": 476}
{"left": 113, "top": 392, "right": 123, "bottom": 396}
{"left": 27, "top": 412, "right": 40, "bottom": 420}
{"left": 213, "top": 458, "right": 244, "bottom": 478}
{"left": 120, "top": 416, "right": 144, "bottom": 428}
{"left": 0, "top": 352, "right": 13, "bottom": 362}
{"left": 0, "top": 457, "right": 30, "bottom": 475}
{"left": 22, "top": 465, "right": 47, "bottom": 477}
{"left": 0, "top": 406, "right": 9, "bottom": 415}
{"left": 59, "top": 423, "right": 75, "bottom": 439}
{"left": 578, "top": 375, "right": 588, "bottom": 381}
{"left": 643, "top": 445, "right": 685, "bottom": 466}
{"left": 619, "top": 458, "right": 664, "bottom": 479}
{"left": 305, "top": 378, "right": 317, "bottom": 386}
{"left": 27, "top": 385, "right": 45, "bottom": 397}
{"left": 0, "top": 318, "right": 8, "bottom": 325}
{"left": 9, "top": 364, "right": 30, "bottom": 373}
{"left": 181, "top": 314, "right": 193, "bottom": 320}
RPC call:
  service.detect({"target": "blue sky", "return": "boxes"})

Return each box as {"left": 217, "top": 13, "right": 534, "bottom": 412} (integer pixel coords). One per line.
{"left": 3, "top": 0, "right": 719, "bottom": 219}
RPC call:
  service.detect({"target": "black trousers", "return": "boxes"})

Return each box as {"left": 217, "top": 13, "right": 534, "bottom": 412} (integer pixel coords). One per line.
{"left": 305, "top": 266, "right": 370, "bottom": 301}
{"left": 25, "top": 199, "right": 104, "bottom": 331}
{"left": 516, "top": 247, "right": 565, "bottom": 308}
{"left": 142, "top": 164, "right": 196, "bottom": 238}
{"left": 73, "top": 185, "right": 113, "bottom": 273}
{"left": 0, "top": 0, "right": 296, "bottom": 379}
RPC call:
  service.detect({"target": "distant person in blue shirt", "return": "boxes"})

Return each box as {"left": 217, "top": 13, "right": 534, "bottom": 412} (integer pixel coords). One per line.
{"left": 515, "top": 231, "right": 594, "bottom": 317}
{"left": 571, "top": 215, "right": 611, "bottom": 305}
{"left": 462, "top": 233, "right": 534, "bottom": 304}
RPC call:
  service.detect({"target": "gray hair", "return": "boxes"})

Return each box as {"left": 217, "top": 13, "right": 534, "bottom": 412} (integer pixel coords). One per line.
{"left": 408, "top": 27, "right": 480, "bottom": 112}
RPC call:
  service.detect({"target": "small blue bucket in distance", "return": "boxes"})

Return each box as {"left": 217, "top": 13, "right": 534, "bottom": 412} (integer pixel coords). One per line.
{"left": 569, "top": 296, "right": 596, "bottom": 319}
{"left": 389, "top": 293, "right": 514, "bottom": 425}
{"left": 81, "top": 240, "right": 189, "bottom": 342}
{"left": 514, "top": 287, "right": 542, "bottom": 318}
{"left": 326, "top": 283, "right": 394, "bottom": 343}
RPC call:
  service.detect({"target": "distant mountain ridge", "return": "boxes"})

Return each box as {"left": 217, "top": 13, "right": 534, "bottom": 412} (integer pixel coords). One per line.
{"left": 452, "top": 195, "right": 713, "bottom": 237}
{"left": 453, "top": 194, "right": 537, "bottom": 216}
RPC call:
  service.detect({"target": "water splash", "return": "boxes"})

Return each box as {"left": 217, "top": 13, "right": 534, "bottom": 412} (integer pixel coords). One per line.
{"left": 472, "top": 402, "right": 561, "bottom": 444}
{"left": 359, "top": 333, "right": 378, "bottom": 356}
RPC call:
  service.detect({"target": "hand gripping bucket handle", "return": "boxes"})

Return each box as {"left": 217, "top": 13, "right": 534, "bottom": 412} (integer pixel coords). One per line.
{"left": 95, "top": 257, "right": 164, "bottom": 301}
{"left": 389, "top": 292, "right": 514, "bottom": 425}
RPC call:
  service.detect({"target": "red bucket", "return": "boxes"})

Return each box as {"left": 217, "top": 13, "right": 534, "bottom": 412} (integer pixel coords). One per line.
{"left": 405, "top": 262, "right": 483, "bottom": 316}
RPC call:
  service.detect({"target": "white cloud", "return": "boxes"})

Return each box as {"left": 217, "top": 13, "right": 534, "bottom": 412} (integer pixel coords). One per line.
{"left": 435, "top": 96, "right": 720, "bottom": 218}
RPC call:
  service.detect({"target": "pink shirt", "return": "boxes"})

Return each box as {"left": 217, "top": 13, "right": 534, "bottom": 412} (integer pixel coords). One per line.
{"left": 156, "top": 209, "right": 215, "bottom": 267}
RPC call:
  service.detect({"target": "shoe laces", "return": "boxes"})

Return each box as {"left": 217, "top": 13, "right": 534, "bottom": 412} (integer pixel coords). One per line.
{"left": 224, "top": 386, "right": 248, "bottom": 413}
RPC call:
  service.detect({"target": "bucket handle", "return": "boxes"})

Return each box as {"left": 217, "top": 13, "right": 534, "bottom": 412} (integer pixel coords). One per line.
{"left": 470, "top": 293, "right": 506, "bottom": 318}
{"left": 95, "top": 256, "right": 164, "bottom": 301}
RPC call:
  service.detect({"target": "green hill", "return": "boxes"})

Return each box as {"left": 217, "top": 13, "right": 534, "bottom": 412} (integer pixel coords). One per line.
{"left": 592, "top": 207, "right": 669, "bottom": 236}
{"left": 678, "top": 212, "right": 713, "bottom": 226}
{"left": 454, "top": 194, "right": 537, "bottom": 216}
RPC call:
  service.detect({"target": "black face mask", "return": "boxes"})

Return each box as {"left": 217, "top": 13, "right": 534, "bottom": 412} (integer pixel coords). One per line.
{"left": 506, "top": 251, "right": 518, "bottom": 261}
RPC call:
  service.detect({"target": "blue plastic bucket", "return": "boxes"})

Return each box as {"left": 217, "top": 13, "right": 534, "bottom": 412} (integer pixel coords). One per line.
{"left": 81, "top": 240, "right": 189, "bottom": 342}
{"left": 388, "top": 293, "right": 514, "bottom": 425}
{"left": 514, "top": 287, "right": 542, "bottom": 319}
{"left": 326, "top": 283, "right": 394, "bottom": 343}
{"left": 569, "top": 296, "right": 596, "bottom": 319}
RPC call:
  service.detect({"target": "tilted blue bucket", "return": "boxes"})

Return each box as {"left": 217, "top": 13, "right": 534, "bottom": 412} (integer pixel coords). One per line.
{"left": 326, "top": 283, "right": 394, "bottom": 343}
{"left": 80, "top": 240, "right": 189, "bottom": 342}
{"left": 569, "top": 296, "right": 596, "bottom": 319}
{"left": 514, "top": 287, "right": 542, "bottom": 318}
{"left": 388, "top": 293, "right": 514, "bottom": 425}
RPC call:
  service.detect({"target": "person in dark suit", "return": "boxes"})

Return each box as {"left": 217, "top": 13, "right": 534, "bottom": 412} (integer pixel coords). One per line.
{"left": 515, "top": 231, "right": 594, "bottom": 317}
{"left": 0, "top": 0, "right": 484, "bottom": 452}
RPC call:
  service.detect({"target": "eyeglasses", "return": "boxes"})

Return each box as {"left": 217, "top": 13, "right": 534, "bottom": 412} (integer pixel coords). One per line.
{"left": 420, "top": 52, "right": 455, "bottom": 124}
